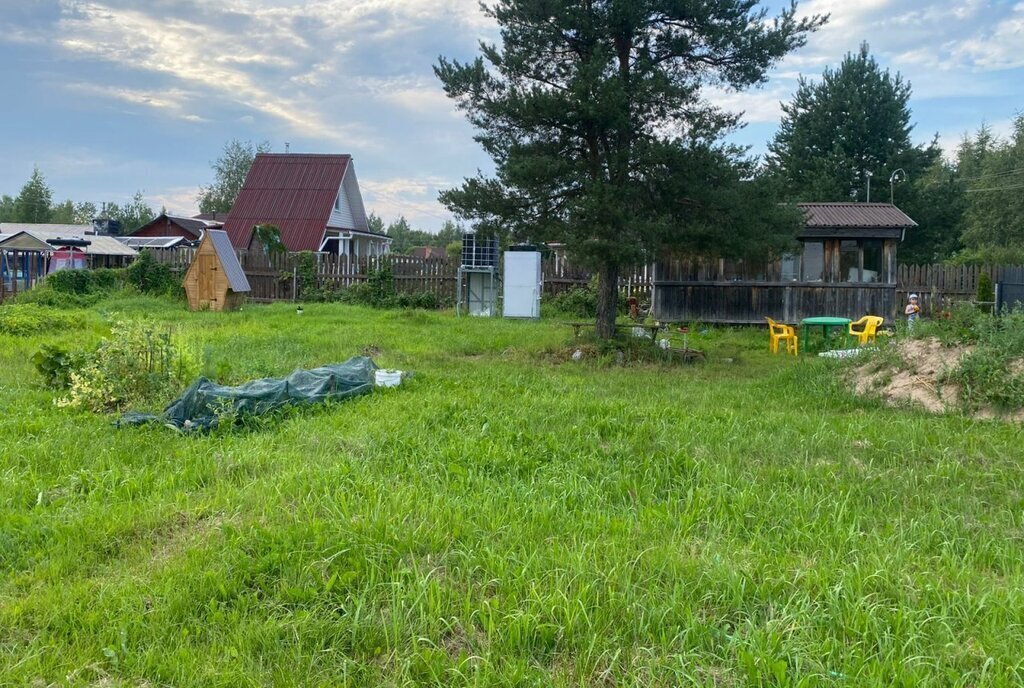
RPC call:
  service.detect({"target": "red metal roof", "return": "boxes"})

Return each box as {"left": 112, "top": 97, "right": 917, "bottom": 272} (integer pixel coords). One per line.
{"left": 798, "top": 202, "right": 917, "bottom": 229}
{"left": 223, "top": 153, "right": 351, "bottom": 251}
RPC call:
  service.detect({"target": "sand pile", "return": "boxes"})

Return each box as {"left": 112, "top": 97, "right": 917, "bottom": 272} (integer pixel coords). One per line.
{"left": 853, "top": 338, "right": 967, "bottom": 414}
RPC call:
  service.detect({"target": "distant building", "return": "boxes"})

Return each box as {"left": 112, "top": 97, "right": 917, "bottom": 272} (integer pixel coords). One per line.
{"left": 652, "top": 202, "right": 918, "bottom": 323}
{"left": 0, "top": 223, "right": 138, "bottom": 295}
{"left": 192, "top": 211, "right": 229, "bottom": 224}
{"left": 411, "top": 246, "right": 447, "bottom": 260}
{"left": 223, "top": 153, "right": 391, "bottom": 258}
{"left": 129, "top": 213, "right": 209, "bottom": 241}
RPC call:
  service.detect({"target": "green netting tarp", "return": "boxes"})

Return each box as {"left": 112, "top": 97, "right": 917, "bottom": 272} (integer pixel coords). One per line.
{"left": 119, "top": 356, "right": 377, "bottom": 431}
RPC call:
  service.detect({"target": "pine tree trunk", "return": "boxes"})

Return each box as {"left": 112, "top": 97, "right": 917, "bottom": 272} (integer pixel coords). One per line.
{"left": 596, "top": 261, "right": 619, "bottom": 339}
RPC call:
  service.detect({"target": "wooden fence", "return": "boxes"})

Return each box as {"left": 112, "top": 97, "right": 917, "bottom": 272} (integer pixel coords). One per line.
{"left": 895, "top": 264, "right": 1024, "bottom": 314}
{"left": 4, "top": 246, "right": 1021, "bottom": 315}
{"left": 148, "top": 248, "right": 654, "bottom": 303}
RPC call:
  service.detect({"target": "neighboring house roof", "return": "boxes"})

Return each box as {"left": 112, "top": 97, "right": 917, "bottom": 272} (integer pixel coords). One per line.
{"left": 207, "top": 229, "right": 251, "bottom": 292}
{"left": 798, "top": 203, "right": 917, "bottom": 229}
{"left": 0, "top": 225, "right": 138, "bottom": 257}
{"left": 224, "top": 153, "right": 361, "bottom": 251}
{"left": 130, "top": 213, "right": 206, "bottom": 239}
{"left": 119, "top": 236, "right": 191, "bottom": 249}
{"left": 193, "top": 212, "right": 229, "bottom": 223}
{"left": 0, "top": 223, "right": 95, "bottom": 234}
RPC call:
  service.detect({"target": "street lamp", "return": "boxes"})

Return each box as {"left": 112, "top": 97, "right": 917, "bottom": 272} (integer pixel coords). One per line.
{"left": 889, "top": 168, "right": 907, "bottom": 204}
{"left": 864, "top": 170, "right": 874, "bottom": 202}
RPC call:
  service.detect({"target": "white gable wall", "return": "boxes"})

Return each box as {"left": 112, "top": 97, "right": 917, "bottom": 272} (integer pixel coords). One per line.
{"left": 326, "top": 162, "right": 370, "bottom": 232}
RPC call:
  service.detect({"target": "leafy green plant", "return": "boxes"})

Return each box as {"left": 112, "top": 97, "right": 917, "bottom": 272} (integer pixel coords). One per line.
{"left": 547, "top": 286, "right": 598, "bottom": 318}
{"left": 124, "top": 250, "right": 180, "bottom": 296}
{"left": 0, "top": 303, "right": 80, "bottom": 335}
{"left": 294, "top": 251, "right": 320, "bottom": 299}
{"left": 31, "top": 344, "right": 86, "bottom": 389}
{"left": 46, "top": 268, "right": 94, "bottom": 295}
{"left": 253, "top": 224, "right": 286, "bottom": 254}
{"left": 977, "top": 272, "right": 995, "bottom": 303}
{"left": 54, "top": 319, "right": 196, "bottom": 412}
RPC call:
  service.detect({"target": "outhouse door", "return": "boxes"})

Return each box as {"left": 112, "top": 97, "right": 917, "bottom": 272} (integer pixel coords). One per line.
{"left": 197, "top": 253, "right": 216, "bottom": 308}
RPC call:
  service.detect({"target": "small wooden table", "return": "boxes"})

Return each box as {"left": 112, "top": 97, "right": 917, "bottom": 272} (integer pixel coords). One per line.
{"left": 801, "top": 316, "right": 852, "bottom": 351}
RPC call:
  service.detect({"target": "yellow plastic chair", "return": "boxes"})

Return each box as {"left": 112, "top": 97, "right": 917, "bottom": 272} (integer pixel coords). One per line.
{"left": 848, "top": 315, "right": 884, "bottom": 345}
{"left": 766, "top": 317, "right": 799, "bottom": 355}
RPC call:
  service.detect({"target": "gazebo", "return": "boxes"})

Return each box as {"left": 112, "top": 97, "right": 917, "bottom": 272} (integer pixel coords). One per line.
{"left": 652, "top": 203, "right": 917, "bottom": 324}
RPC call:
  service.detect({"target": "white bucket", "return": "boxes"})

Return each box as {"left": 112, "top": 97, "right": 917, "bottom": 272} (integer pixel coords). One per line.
{"left": 374, "top": 369, "right": 403, "bottom": 387}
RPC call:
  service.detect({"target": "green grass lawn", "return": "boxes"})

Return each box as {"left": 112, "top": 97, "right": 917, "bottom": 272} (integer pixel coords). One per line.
{"left": 2, "top": 296, "right": 1023, "bottom": 686}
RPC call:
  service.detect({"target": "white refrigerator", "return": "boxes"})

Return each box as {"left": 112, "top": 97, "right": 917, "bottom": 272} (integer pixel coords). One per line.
{"left": 502, "top": 250, "right": 542, "bottom": 318}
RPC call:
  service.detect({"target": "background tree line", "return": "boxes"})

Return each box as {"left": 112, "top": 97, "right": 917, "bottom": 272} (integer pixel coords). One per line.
{"left": 0, "top": 167, "right": 157, "bottom": 234}
{"left": 766, "top": 43, "right": 1024, "bottom": 265}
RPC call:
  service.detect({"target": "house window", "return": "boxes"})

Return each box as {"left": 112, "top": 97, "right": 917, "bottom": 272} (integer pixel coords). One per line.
{"left": 723, "top": 258, "right": 742, "bottom": 281}
{"left": 862, "top": 239, "right": 883, "bottom": 283}
{"left": 801, "top": 241, "right": 824, "bottom": 281}
{"left": 334, "top": 195, "right": 341, "bottom": 211}
{"left": 840, "top": 239, "right": 885, "bottom": 282}
{"left": 840, "top": 240, "right": 860, "bottom": 282}
{"left": 781, "top": 253, "right": 800, "bottom": 281}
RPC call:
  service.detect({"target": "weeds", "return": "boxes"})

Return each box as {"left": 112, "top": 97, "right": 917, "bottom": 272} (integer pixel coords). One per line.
{"left": 2, "top": 295, "right": 1024, "bottom": 685}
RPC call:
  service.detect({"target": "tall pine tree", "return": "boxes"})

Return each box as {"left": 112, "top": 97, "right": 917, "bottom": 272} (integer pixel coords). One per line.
{"left": 768, "top": 44, "right": 921, "bottom": 202}
{"left": 14, "top": 167, "right": 53, "bottom": 224}
{"left": 767, "top": 44, "right": 966, "bottom": 263}
{"left": 436, "top": 0, "right": 823, "bottom": 336}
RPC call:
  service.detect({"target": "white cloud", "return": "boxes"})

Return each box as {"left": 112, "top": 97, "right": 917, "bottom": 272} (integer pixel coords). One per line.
{"left": 361, "top": 176, "right": 454, "bottom": 228}
{"left": 705, "top": 86, "right": 788, "bottom": 125}
{"left": 64, "top": 83, "right": 211, "bottom": 122}
{"left": 148, "top": 186, "right": 202, "bottom": 217}
{"left": 950, "top": 6, "right": 1024, "bottom": 70}
{"left": 51, "top": 2, "right": 361, "bottom": 142}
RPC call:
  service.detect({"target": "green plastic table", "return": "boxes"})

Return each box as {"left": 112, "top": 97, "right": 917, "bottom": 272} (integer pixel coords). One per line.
{"left": 801, "top": 316, "right": 852, "bottom": 352}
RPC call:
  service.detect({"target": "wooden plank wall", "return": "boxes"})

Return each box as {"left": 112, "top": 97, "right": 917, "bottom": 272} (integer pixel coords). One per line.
{"left": 653, "top": 283, "right": 895, "bottom": 324}
{"left": 894, "top": 264, "right": 1024, "bottom": 314}
{"left": 147, "top": 249, "right": 654, "bottom": 303}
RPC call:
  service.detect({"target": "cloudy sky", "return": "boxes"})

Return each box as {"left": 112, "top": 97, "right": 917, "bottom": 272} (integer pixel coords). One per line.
{"left": 1, "top": 0, "right": 1022, "bottom": 231}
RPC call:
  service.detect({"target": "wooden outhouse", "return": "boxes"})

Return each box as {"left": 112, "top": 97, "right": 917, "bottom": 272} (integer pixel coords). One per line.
{"left": 183, "top": 229, "right": 250, "bottom": 311}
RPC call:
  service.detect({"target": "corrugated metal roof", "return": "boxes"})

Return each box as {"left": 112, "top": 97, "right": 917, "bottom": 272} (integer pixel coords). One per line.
{"left": 207, "top": 229, "right": 251, "bottom": 292}
{"left": 129, "top": 214, "right": 206, "bottom": 239}
{"left": 0, "top": 226, "right": 138, "bottom": 256}
{"left": 798, "top": 203, "right": 917, "bottom": 228}
{"left": 0, "top": 223, "right": 95, "bottom": 234}
{"left": 223, "top": 153, "right": 351, "bottom": 251}
{"left": 119, "top": 236, "right": 190, "bottom": 249}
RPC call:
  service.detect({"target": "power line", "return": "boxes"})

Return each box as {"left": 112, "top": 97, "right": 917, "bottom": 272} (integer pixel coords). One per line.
{"left": 958, "top": 167, "right": 1024, "bottom": 183}
{"left": 965, "top": 183, "right": 1024, "bottom": 193}
{"left": 921, "top": 166, "right": 1024, "bottom": 188}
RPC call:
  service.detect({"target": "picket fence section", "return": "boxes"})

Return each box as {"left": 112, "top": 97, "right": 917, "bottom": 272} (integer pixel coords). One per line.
{"left": 895, "top": 264, "right": 1024, "bottom": 314}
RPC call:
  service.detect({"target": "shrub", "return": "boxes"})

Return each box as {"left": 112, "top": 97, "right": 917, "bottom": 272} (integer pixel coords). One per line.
{"left": 310, "top": 262, "right": 444, "bottom": 309}
{"left": 46, "top": 269, "right": 95, "bottom": 295}
{"left": 548, "top": 286, "right": 598, "bottom": 318}
{"left": 50, "top": 319, "right": 196, "bottom": 412}
{"left": 123, "top": 251, "right": 179, "bottom": 296}
{"left": 0, "top": 304, "right": 81, "bottom": 336}
{"left": 12, "top": 285, "right": 102, "bottom": 308}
